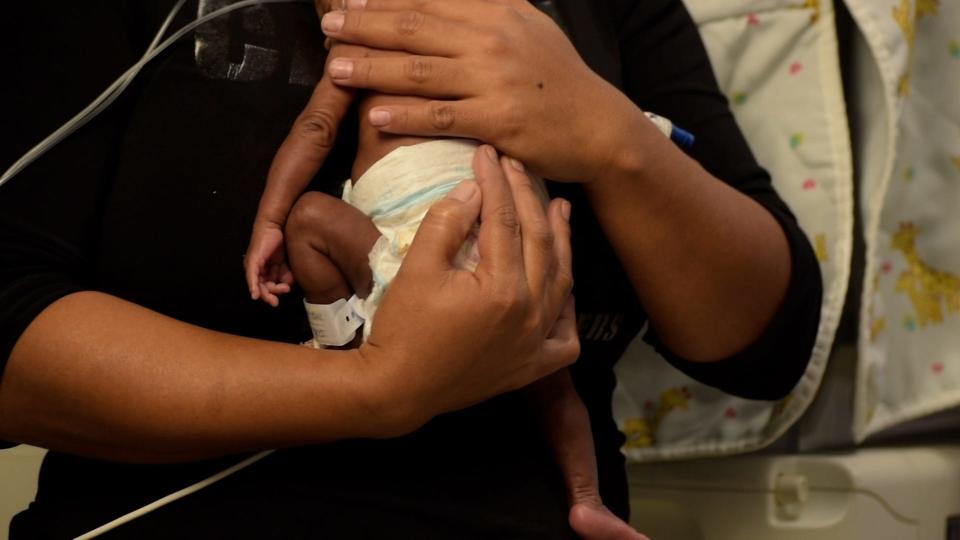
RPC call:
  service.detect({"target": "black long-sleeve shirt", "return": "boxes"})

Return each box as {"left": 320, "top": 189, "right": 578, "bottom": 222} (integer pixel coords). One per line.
{"left": 0, "top": 1, "right": 821, "bottom": 537}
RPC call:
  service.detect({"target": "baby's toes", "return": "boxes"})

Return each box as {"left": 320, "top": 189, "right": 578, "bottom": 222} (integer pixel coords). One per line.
{"left": 569, "top": 503, "right": 650, "bottom": 540}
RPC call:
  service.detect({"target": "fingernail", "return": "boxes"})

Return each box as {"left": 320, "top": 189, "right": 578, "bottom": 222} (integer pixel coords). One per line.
{"left": 447, "top": 180, "right": 478, "bottom": 202}
{"left": 328, "top": 58, "right": 353, "bottom": 78}
{"left": 322, "top": 11, "right": 345, "bottom": 33}
{"left": 369, "top": 108, "right": 391, "bottom": 126}
{"left": 347, "top": 0, "right": 366, "bottom": 8}
{"left": 561, "top": 200, "right": 571, "bottom": 221}
{"left": 484, "top": 145, "right": 498, "bottom": 163}
{"left": 508, "top": 157, "right": 524, "bottom": 172}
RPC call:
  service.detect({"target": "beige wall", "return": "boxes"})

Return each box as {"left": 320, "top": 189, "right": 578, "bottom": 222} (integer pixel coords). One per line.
{"left": 0, "top": 446, "right": 44, "bottom": 540}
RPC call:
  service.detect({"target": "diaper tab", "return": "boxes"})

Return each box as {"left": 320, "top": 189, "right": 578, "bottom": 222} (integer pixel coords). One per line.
{"left": 304, "top": 295, "right": 365, "bottom": 347}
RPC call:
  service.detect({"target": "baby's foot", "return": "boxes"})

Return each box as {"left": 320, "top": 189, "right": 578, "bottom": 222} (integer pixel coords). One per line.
{"left": 569, "top": 502, "right": 650, "bottom": 540}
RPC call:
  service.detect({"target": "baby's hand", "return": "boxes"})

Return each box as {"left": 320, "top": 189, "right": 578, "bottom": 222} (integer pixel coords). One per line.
{"left": 245, "top": 221, "right": 295, "bottom": 307}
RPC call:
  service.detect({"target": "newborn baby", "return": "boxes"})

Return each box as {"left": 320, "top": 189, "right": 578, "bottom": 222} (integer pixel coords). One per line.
{"left": 245, "top": 92, "right": 639, "bottom": 538}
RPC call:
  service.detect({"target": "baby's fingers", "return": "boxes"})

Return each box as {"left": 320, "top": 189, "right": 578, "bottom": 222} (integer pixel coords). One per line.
{"left": 259, "top": 283, "right": 281, "bottom": 307}
{"left": 245, "top": 257, "right": 265, "bottom": 300}
{"left": 266, "top": 282, "right": 292, "bottom": 295}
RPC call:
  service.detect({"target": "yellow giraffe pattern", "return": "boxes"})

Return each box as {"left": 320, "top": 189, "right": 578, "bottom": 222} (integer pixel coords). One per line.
{"left": 868, "top": 273, "right": 888, "bottom": 342}
{"left": 891, "top": 222, "right": 960, "bottom": 328}
{"left": 622, "top": 387, "right": 692, "bottom": 449}
{"left": 893, "top": 0, "right": 940, "bottom": 95}
{"left": 802, "top": 0, "right": 821, "bottom": 23}
{"left": 917, "top": 0, "right": 939, "bottom": 17}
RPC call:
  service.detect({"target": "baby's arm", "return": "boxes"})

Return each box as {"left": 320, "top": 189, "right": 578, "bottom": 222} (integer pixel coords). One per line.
{"left": 530, "top": 370, "right": 647, "bottom": 540}
{"left": 245, "top": 144, "right": 322, "bottom": 306}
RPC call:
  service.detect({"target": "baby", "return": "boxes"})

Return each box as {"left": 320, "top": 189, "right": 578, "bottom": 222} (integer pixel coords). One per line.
{"left": 245, "top": 91, "right": 638, "bottom": 537}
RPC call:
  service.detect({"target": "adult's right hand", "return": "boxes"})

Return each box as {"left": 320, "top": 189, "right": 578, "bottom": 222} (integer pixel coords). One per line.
{"left": 358, "top": 146, "right": 579, "bottom": 435}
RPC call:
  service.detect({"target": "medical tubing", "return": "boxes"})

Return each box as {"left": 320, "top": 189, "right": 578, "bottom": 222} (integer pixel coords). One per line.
{"left": 73, "top": 450, "right": 276, "bottom": 540}
{"left": 0, "top": 0, "right": 311, "bottom": 189}
{"left": 0, "top": 0, "right": 186, "bottom": 188}
{"left": 643, "top": 111, "right": 695, "bottom": 149}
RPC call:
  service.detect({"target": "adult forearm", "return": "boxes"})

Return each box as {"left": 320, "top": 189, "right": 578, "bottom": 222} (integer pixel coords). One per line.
{"left": 0, "top": 292, "right": 382, "bottom": 463}
{"left": 584, "top": 113, "right": 791, "bottom": 362}
{"left": 0, "top": 151, "right": 580, "bottom": 463}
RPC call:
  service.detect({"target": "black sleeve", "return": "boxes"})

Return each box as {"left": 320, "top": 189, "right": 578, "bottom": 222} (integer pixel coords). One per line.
{"left": 0, "top": 2, "right": 153, "bottom": 445}
{"left": 611, "top": 0, "right": 823, "bottom": 400}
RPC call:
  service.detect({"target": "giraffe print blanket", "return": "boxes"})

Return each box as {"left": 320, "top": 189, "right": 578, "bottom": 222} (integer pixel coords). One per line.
{"left": 846, "top": 0, "right": 960, "bottom": 442}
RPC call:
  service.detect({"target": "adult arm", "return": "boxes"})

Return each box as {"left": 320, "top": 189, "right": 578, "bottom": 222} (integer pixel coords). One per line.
{"left": 310, "top": 0, "right": 821, "bottom": 397}
{"left": 0, "top": 2, "right": 577, "bottom": 459}
{"left": 0, "top": 146, "right": 578, "bottom": 462}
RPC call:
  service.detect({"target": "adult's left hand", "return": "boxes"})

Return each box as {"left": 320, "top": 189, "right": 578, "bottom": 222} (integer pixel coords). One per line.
{"left": 318, "top": 0, "right": 640, "bottom": 183}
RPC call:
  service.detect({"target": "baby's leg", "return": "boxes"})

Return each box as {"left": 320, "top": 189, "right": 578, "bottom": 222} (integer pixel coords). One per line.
{"left": 285, "top": 191, "right": 381, "bottom": 305}
{"left": 530, "top": 370, "right": 647, "bottom": 540}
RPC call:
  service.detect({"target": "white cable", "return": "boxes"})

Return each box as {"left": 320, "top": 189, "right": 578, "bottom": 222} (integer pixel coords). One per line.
{"left": 73, "top": 450, "right": 275, "bottom": 540}
{"left": 0, "top": 0, "right": 310, "bottom": 189}
{"left": 0, "top": 0, "right": 186, "bottom": 188}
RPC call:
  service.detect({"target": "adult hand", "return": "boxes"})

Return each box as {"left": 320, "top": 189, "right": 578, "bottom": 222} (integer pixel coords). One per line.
{"left": 313, "top": 0, "right": 344, "bottom": 16}
{"left": 262, "top": 43, "right": 576, "bottom": 436}
{"left": 359, "top": 145, "right": 579, "bottom": 433}
{"left": 318, "top": 0, "right": 640, "bottom": 182}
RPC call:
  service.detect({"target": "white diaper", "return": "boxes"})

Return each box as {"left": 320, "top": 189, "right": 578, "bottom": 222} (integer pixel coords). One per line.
{"left": 305, "top": 139, "right": 482, "bottom": 346}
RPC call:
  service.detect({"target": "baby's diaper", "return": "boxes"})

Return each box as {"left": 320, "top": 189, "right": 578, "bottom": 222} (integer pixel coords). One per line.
{"left": 307, "top": 139, "right": 482, "bottom": 346}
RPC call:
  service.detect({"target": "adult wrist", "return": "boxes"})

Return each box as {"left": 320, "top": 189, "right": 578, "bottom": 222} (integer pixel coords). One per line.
{"left": 349, "top": 346, "right": 429, "bottom": 439}
{"left": 581, "top": 91, "right": 654, "bottom": 186}
{"left": 583, "top": 105, "right": 652, "bottom": 193}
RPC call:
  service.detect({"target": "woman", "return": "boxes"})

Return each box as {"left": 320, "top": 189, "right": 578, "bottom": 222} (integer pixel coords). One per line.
{"left": 0, "top": 0, "right": 819, "bottom": 537}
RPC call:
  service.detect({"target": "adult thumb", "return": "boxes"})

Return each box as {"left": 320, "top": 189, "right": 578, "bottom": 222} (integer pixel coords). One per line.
{"left": 403, "top": 180, "right": 481, "bottom": 274}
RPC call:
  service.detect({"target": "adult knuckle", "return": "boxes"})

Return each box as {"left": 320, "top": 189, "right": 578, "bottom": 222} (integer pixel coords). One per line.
{"left": 342, "top": 9, "right": 364, "bottom": 33}
{"left": 531, "top": 226, "right": 555, "bottom": 252}
{"left": 296, "top": 109, "right": 338, "bottom": 151}
{"left": 427, "top": 100, "right": 456, "bottom": 130}
{"left": 495, "top": 99, "right": 522, "bottom": 138}
{"left": 563, "top": 338, "right": 581, "bottom": 365}
{"left": 359, "top": 59, "right": 374, "bottom": 84}
{"left": 517, "top": 174, "right": 544, "bottom": 202}
{"left": 557, "top": 268, "right": 574, "bottom": 295}
{"left": 404, "top": 56, "right": 432, "bottom": 84}
{"left": 423, "top": 201, "right": 459, "bottom": 226}
{"left": 492, "top": 203, "right": 520, "bottom": 236}
{"left": 489, "top": 4, "right": 515, "bottom": 23}
{"left": 491, "top": 287, "right": 523, "bottom": 317}
{"left": 481, "top": 31, "right": 508, "bottom": 54}
{"left": 395, "top": 10, "right": 426, "bottom": 36}
{"left": 523, "top": 313, "right": 542, "bottom": 337}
